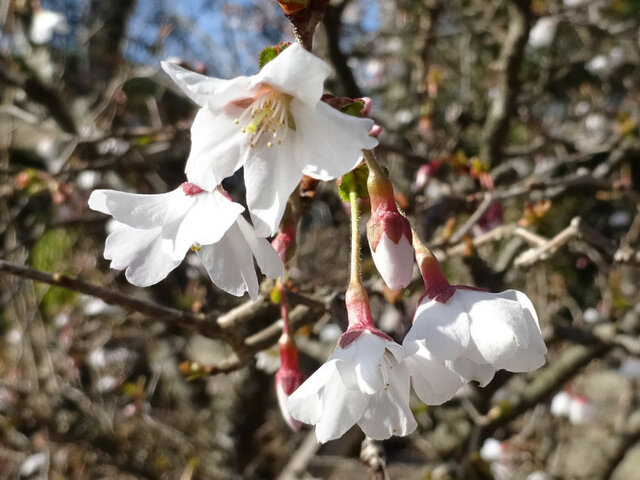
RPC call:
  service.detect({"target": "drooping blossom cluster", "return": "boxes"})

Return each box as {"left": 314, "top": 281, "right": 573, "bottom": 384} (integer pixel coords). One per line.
{"left": 86, "top": 26, "right": 548, "bottom": 443}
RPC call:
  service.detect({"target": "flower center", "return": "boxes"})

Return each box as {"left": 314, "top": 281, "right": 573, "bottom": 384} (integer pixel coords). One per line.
{"left": 237, "top": 90, "right": 293, "bottom": 149}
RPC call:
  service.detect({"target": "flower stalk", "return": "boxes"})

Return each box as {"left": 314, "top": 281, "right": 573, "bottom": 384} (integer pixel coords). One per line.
{"left": 411, "top": 228, "right": 455, "bottom": 304}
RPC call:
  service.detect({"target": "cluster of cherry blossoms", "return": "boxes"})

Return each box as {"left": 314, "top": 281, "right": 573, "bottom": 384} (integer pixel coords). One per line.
{"left": 89, "top": 43, "right": 376, "bottom": 298}
{"left": 89, "top": 36, "right": 547, "bottom": 444}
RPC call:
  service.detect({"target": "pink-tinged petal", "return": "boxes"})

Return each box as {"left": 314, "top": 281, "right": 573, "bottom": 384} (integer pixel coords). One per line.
{"left": 316, "top": 373, "right": 369, "bottom": 443}
{"left": 276, "top": 382, "right": 302, "bottom": 431}
{"left": 196, "top": 224, "right": 259, "bottom": 299}
{"left": 89, "top": 188, "right": 191, "bottom": 229}
{"left": 292, "top": 100, "right": 378, "bottom": 180}
{"left": 104, "top": 223, "right": 180, "bottom": 287}
{"left": 404, "top": 294, "right": 471, "bottom": 360}
{"left": 235, "top": 216, "right": 285, "bottom": 280}
{"left": 253, "top": 43, "right": 331, "bottom": 107}
{"left": 370, "top": 233, "right": 414, "bottom": 290}
{"left": 404, "top": 341, "right": 463, "bottom": 404}
{"left": 161, "top": 61, "right": 253, "bottom": 109}
{"left": 358, "top": 360, "right": 416, "bottom": 439}
{"left": 185, "top": 108, "right": 249, "bottom": 191}
{"left": 244, "top": 144, "right": 302, "bottom": 236}
{"left": 447, "top": 356, "right": 495, "bottom": 387}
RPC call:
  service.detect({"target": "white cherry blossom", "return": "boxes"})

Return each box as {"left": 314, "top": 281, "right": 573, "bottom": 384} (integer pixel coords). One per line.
{"left": 88, "top": 183, "right": 283, "bottom": 298}
{"left": 404, "top": 289, "right": 547, "bottom": 388}
{"left": 287, "top": 330, "right": 416, "bottom": 443}
{"left": 162, "top": 43, "right": 378, "bottom": 235}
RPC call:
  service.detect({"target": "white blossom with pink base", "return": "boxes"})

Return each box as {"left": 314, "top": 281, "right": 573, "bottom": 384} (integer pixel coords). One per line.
{"left": 88, "top": 182, "right": 283, "bottom": 299}
{"left": 403, "top": 238, "right": 547, "bottom": 401}
{"left": 287, "top": 283, "right": 416, "bottom": 443}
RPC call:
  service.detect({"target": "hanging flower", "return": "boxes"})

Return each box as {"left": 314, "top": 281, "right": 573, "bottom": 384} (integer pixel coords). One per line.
{"left": 162, "top": 43, "right": 378, "bottom": 235}
{"left": 403, "top": 236, "right": 547, "bottom": 391}
{"left": 88, "top": 182, "right": 283, "bottom": 298}
{"left": 365, "top": 156, "right": 414, "bottom": 291}
{"left": 287, "top": 283, "right": 416, "bottom": 443}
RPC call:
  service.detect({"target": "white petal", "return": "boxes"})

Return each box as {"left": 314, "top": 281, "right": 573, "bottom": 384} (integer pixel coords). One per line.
{"left": 404, "top": 342, "right": 463, "bottom": 404}
{"left": 404, "top": 294, "right": 471, "bottom": 360}
{"left": 289, "top": 360, "right": 338, "bottom": 404}
{"left": 500, "top": 289, "right": 547, "bottom": 355}
{"left": 370, "top": 233, "right": 414, "bottom": 290}
{"left": 336, "top": 332, "right": 387, "bottom": 394}
{"left": 277, "top": 383, "right": 302, "bottom": 431}
{"left": 161, "top": 61, "right": 253, "bottom": 108}
{"left": 462, "top": 291, "right": 530, "bottom": 364}
{"left": 316, "top": 372, "right": 369, "bottom": 443}
{"left": 253, "top": 43, "right": 331, "bottom": 108}
{"left": 235, "top": 216, "right": 284, "bottom": 280}
{"left": 244, "top": 144, "right": 302, "bottom": 236}
{"left": 104, "top": 223, "right": 180, "bottom": 286}
{"left": 292, "top": 100, "right": 378, "bottom": 180}
{"left": 448, "top": 356, "right": 496, "bottom": 387}
{"left": 196, "top": 224, "right": 259, "bottom": 299}
{"left": 493, "top": 347, "right": 546, "bottom": 373}
{"left": 89, "top": 188, "right": 191, "bottom": 229}
{"left": 179, "top": 191, "right": 243, "bottom": 249}
{"left": 358, "top": 361, "right": 416, "bottom": 439}
{"left": 185, "top": 108, "right": 249, "bottom": 191}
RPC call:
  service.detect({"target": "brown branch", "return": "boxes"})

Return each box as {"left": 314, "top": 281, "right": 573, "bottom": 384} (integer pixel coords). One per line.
{"left": 284, "top": 0, "right": 330, "bottom": 51}
{"left": 323, "top": 0, "right": 363, "bottom": 98}
{"left": 0, "top": 259, "right": 237, "bottom": 345}
{"left": 479, "top": 0, "right": 533, "bottom": 166}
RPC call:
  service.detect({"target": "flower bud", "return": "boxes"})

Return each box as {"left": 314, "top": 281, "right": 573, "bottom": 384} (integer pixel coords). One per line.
{"left": 366, "top": 161, "right": 414, "bottom": 291}
{"left": 275, "top": 333, "right": 304, "bottom": 431}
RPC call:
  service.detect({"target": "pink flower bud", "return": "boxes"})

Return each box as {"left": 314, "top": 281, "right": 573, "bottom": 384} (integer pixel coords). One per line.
{"left": 369, "top": 124, "right": 382, "bottom": 137}
{"left": 366, "top": 162, "right": 414, "bottom": 291}
{"left": 271, "top": 224, "right": 296, "bottom": 263}
{"left": 367, "top": 211, "right": 414, "bottom": 290}
{"left": 275, "top": 334, "right": 304, "bottom": 431}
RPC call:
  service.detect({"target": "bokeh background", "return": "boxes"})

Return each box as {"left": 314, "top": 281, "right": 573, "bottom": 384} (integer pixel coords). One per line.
{"left": 2, "top": 0, "right": 640, "bottom": 478}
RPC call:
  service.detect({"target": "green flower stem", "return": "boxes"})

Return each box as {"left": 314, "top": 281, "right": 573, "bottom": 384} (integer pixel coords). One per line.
{"left": 349, "top": 189, "right": 362, "bottom": 286}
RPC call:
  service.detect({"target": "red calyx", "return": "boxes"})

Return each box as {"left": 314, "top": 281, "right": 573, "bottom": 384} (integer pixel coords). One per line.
{"left": 181, "top": 182, "right": 205, "bottom": 196}
{"left": 339, "top": 282, "right": 393, "bottom": 348}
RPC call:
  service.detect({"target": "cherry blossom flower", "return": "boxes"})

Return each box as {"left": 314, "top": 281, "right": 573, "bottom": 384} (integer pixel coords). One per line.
{"left": 287, "top": 283, "right": 416, "bottom": 443}
{"left": 403, "top": 238, "right": 547, "bottom": 392}
{"left": 162, "top": 43, "right": 378, "bottom": 235}
{"left": 88, "top": 182, "right": 283, "bottom": 298}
